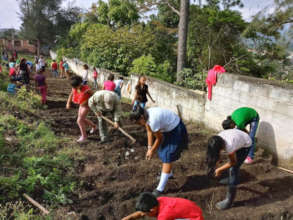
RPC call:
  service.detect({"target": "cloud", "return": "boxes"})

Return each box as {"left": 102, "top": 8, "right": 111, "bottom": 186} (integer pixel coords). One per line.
{"left": 0, "top": 0, "right": 21, "bottom": 29}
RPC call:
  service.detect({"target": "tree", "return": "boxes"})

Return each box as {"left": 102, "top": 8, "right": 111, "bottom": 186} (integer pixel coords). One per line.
{"left": 84, "top": 0, "right": 140, "bottom": 28}
{"left": 18, "top": 0, "right": 81, "bottom": 55}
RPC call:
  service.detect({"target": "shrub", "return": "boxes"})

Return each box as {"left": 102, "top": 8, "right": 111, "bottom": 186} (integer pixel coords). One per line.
{"left": 130, "top": 55, "right": 174, "bottom": 82}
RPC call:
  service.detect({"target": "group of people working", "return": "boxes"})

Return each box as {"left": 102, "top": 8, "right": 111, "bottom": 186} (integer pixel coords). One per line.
{"left": 65, "top": 64, "right": 259, "bottom": 219}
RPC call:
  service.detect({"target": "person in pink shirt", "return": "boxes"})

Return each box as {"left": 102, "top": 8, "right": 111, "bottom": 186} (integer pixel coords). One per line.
{"left": 103, "top": 74, "right": 116, "bottom": 91}
{"left": 122, "top": 192, "right": 204, "bottom": 220}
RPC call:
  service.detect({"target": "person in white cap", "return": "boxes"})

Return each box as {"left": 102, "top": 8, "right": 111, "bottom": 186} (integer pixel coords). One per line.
{"left": 88, "top": 90, "right": 122, "bottom": 143}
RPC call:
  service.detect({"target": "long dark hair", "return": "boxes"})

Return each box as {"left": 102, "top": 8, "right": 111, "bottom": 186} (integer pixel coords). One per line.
{"left": 129, "top": 105, "right": 148, "bottom": 122}
{"left": 206, "top": 136, "right": 225, "bottom": 177}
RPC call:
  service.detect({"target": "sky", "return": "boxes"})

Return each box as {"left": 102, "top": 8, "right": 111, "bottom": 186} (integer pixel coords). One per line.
{"left": 0, "top": 0, "right": 275, "bottom": 30}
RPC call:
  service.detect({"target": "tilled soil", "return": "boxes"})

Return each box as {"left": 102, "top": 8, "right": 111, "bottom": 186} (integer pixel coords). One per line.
{"left": 41, "top": 76, "right": 293, "bottom": 220}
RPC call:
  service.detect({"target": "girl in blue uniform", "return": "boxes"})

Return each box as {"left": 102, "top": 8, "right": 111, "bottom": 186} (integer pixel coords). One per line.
{"left": 130, "top": 106, "right": 188, "bottom": 196}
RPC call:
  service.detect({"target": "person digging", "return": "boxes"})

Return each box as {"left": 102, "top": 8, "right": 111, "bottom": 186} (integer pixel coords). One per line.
{"left": 88, "top": 90, "right": 122, "bottom": 144}
{"left": 206, "top": 128, "right": 252, "bottom": 210}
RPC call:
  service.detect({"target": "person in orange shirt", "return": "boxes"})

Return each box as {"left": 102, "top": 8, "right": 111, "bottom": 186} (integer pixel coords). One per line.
{"left": 59, "top": 59, "right": 65, "bottom": 78}
{"left": 66, "top": 76, "right": 96, "bottom": 143}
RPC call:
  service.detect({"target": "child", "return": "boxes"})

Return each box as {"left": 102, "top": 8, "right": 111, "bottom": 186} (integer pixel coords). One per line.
{"left": 222, "top": 107, "right": 259, "bottom": 164}
{"left": 122, "top": 192, "right": 204, "bottom": 220}
{"left": 132, "top": 76, "right": 155, "bottom": 111}
{"left": 34, "top": 67, "right": 47, "bottom": 105}
{"left": 7, "top": 78, "right": 17, "bottom": 95}
{"left": 129, "top": 106, "right": 188, "bottom": 196}
{"left": 51, "top": 60, "right": 58, "bottom": 78}
{"left": 114, "top": 76, "right": 124, "bottom": 99}
{"left": 19, "top": 58, "right": 30, "bottom": 85}
{"left": 103, "top": 73, "right": 116, "bottom": 91}
{"left": 66, "top": 75, "right": 96, "bottom": 143}
{"left": 62, "top": 60, "right": 69, "bottom": 75}
{"left": 93, "top": 67, "right": 98, "bottom": 89}
{"left": 206, "top": 128, "right": 252, "bottom": 210}
{"left": 59, "top": 59, "right": 65, "bottom": 78}
{"left": 82, "top": 64, "right": 89, "bottom": 85}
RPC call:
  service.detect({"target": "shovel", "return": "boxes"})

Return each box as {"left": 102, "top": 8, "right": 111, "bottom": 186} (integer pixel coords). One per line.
{"left": 101, "top": 115, "right": 136, "bottom": 144}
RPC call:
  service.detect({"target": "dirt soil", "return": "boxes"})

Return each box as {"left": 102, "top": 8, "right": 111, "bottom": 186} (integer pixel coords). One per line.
{"left": 38, "top": 75, "right": 293, "bottom": 220}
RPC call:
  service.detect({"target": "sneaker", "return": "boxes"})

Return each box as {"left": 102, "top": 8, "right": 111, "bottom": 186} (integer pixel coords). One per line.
{"left": 77, "top": 136, "right": 88, "bottom": 143}
{"left": 244, "top": 156, "right": 253, "bottom": 164}
{"left": 90, "top": 126, "right": 97, "bottom": 134}
{"left": 99, "top": 137, "right": 110, "bottom": 144}
{"left": 152, "top": 189, "right": 162, "bottom": 198}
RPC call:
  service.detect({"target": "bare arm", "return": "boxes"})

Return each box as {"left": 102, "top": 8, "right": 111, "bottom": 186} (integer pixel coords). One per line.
{"left": 147, "top": 90, "right": 155, "bottom": 103}
{"left": 146, "top": 124, "right": 154, "bottom": 147}
{"left": 121, "top": 211, "right": 146, "bottom": 220}
{"left": 132, "top": 91, "right": 138, "bottom": 105}
{"left": 66, "top": 91, "right": 73, "bottom": 109}
{"left": 215, "top": 153, "right": 237, "bottom": 177}
{"left": 146, "top": 127, "right": 163, "bottom": 160}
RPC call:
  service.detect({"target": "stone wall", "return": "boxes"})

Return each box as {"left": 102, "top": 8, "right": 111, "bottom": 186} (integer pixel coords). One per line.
{"left": 50, "top": 51, "right": 293, "bottom": 169}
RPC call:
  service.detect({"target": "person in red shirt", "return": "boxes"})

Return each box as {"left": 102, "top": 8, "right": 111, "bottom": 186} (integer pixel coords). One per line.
{"left": 122, "top": 192, "right": 204, "bottom": 220}
{"left": 51, "top": 60, "right": 58, "bottom": 78}
{"left": 59, "top": 59, "right": 65, "bottom": 78}
{"left": 66, "top": 75, "right": 96, "bottom": 143}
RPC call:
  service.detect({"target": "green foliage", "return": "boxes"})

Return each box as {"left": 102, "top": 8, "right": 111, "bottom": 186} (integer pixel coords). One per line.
{"left": 130, "top": 55, "right": 173, "bottom": 82}
{"left": 16, "top": 87, "right": 42, "bottom": 110}
{"left": 0, "top": 201, "right": 35, "bottom": 220}
{"left": 19, "top": 0, "right": 81, "bottom": 50}
{"left": 0, "top": 114, "right": 75, "bottom": 205}
{"left": 175, "top": 68, "right": 207, "bottom": 90}
{"left": 95, "top": 0, "right": 140, "bottom": 28}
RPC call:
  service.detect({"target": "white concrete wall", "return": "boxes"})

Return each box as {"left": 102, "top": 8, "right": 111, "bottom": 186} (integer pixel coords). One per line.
{"left": 205, "top": 74, "right": 293, "bottom": 168}
{"left": 51, "top": 51, "right": 293, "bottom": 169}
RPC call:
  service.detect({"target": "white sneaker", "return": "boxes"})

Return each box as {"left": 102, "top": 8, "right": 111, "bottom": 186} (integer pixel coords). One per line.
{"left": 90, "top": 126, "right": 97, "bottom": 134}
{"left": 77, "top": 136, "right": 87, "bottom": 143}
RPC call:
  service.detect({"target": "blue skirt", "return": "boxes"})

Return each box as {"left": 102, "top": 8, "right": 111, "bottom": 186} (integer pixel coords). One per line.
{"left": 158, "top": 120, "right": 188, "bottom": 163}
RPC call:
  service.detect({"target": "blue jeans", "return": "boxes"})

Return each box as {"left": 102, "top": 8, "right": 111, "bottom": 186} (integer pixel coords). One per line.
{"left": 52, "top": 70, "right": 58, "bottom": 77}
{"left": 132, "top": 101, "right": 146, "bottom": 111}
{"left": 229, "top": 147, "right": 250, "bottom": 187}
{"left": 247, "top": 116, "right": 259, "bottom": 159}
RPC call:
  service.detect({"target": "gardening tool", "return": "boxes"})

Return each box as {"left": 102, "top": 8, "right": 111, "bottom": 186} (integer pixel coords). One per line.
{"left": 101, "top": 115, "right": 136, "bottom": 144}
{"left": 23, "top": 193, "right": 50, "bottom": 215}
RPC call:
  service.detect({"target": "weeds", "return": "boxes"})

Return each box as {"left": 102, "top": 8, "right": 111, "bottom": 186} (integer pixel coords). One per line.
{"left": 0, "top": 116, "right": 76, "bottom": 205}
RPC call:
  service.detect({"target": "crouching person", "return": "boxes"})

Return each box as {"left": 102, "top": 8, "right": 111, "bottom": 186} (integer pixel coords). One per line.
{"left": 130, "top": 107, "right": 188, "bottom": 196}
{"left": 206, "top": 128, "right": 252, "bottom": 210}
{"left": 88, "top": 90, "right": 121, "bottom": 144}
{"left": 122, "top": 192, "right": 204, "bottom": 220}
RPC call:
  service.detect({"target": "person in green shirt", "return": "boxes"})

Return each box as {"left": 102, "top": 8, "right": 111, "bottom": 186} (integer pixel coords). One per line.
{"left": 222, "top": 107, "right": 259, "bottom": 164}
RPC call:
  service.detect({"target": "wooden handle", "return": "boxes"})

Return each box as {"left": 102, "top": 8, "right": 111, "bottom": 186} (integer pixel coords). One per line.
{"left": 101, "top": 116, "right": 136, "bottom": 143}
{"left": 277, "top": 167, "right": 293, "bottom": 174}
{"left": 23, "top": 193, "right": 50, "bottom": 215}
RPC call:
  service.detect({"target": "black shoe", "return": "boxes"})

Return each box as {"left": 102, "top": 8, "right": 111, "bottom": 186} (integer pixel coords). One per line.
{"left": 152, "top": 190, "right": 162, "bottom": 198}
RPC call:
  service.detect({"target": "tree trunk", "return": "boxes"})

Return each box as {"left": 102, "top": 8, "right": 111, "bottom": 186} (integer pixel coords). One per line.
{"left": 176, "top": 0, "right": 189, "bottom": 82}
